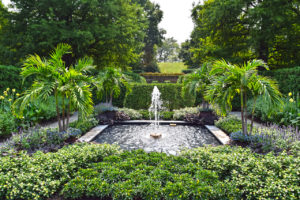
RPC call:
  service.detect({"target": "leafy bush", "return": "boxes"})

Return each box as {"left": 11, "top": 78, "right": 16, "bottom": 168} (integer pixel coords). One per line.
{"left": 173, "top": 107, "right": 199, "bottom": 120}
{"left": 94, "top": 103, "right": 118, "bottom": 115}
{"left": 69, "top": 117, "right": 99, "bottom": 133}
{"left": 124, "top": 83, "right": 195, "bottom": 110}
{"left": 0, "top": 144, "right": 299, "bottom": 200}
{"left": 259, "top": 66, "right": 300, "bottom": 94}
{"left": 62, "top": 150, "right": 234, "bottom": 200}
{"left": 180, "top": 146, "right": 300, "bottom": 200}
{"left": 247, "top": 94, "right": 300, "bottom": 127}
{"left": 230, "top": 131, "right": 260, "bottom": 143}
{"left": 215, "top": 115, "right": 244, "bottom": 134}
{"left": 1, "top": 128, "right": 82, "bottom": 154}
{"left": 0, "top": 65, "right": 31, "bottom": 93}
{"left": 118, "top": 108, "right": 142, "bottom": 120}
{"left": 0, "top": 144, "right": 121, "bottom": 200}
{"left": 0, "top": 111, "right": 17, "bottom": 138}
{"left": 160, "top": 111, "right": 174, "bottom": 120}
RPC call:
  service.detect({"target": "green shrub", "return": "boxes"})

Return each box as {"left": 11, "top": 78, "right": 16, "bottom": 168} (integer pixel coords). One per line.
{"left": 215, "top": 115, "right": 244, "bottom": 134}
{"left": 0, "top": 144, "right": 121, "bottom": 200}
{"left": 259, "top": 66, "right": 300, "bottom": 94}
{"left": 180, "top": 146, "right": 300, "bottom": 200}
{"left": 118, "top": 108, "right": 142, "bottom": 120}
{"left": 0, "top": 111, "right": 17, "bottom": 138}
{"left": 0, "top": 65, "right": 33, "bottom": 93}
{"left": 1, "top": 128, "right": 82, "bottom": 153}
{"left": 69, "top": 117, "right": 99, "bottom": 133}
{"left": 62, "top": 150, "right": 235, "bottom": 200}
{"left": 173, "top": 107, "right": 199, "bottom": 120}
{"left": 124, "top": 83, "right": 195, "bottom": 110}
{"left": 160, "top": 111, "right": 174, "bottom": 120}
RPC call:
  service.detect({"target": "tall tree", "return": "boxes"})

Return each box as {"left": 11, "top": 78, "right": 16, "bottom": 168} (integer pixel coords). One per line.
{"left": 0, "top": 0, "right": 147, "bottom": 69}
{"left": 157, "top": 37, "right": 180, "bottom": 62}
{"left": 187, "top": 0, "right": 300, "bottom": 69}
{"left": 132, "top": 0, "right": 165, "bottom": 72}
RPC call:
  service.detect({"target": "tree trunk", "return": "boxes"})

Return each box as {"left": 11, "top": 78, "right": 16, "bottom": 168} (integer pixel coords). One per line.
{"left": 244, "top": 92, "right": 248, "bottom": 135}
{"left": 66, "top": 98, "right": 71, "bottom": 129}
{"left": 55, "top": 90, "right": 62, "bottom": 132}
{"left": 62, "top": 95, "right": 66, "bottom": 131}
{"left": 109, "top": 91, "right": 113, "bottom": 106}
{"left": 250, "top": 96, "right": 257, "bottom": 135}
{"left": 240, "top": 89, "right": 245, "bottom": 135}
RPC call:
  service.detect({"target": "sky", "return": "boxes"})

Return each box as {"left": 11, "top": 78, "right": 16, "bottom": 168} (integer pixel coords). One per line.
{"left": 152, "top": 0, "right": 201, "bottom": 44}
{"left": 2, "top": 0, "right": 200, "bottom": 44}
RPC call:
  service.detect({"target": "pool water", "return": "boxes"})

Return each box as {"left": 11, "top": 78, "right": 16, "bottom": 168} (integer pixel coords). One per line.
{"left": 93, "top": 124, "right": 220, "bottom": 155}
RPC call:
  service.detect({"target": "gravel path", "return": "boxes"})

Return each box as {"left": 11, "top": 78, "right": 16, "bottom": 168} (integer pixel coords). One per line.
{"left": 40, "top": 111, "right": 78, "bottom": 129}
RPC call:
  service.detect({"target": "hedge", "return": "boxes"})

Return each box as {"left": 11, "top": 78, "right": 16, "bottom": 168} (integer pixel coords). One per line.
{"left": 1, "top": 144, "right": 299, "bottom": 200}
{"left": 259, "top": 66, "right": 300, "bottom": 94}
{"left": 0, "top": 65, "right": 32, "bottom": 93}
{"left": 124, "top": 83, "right": 195, "bottom": 110}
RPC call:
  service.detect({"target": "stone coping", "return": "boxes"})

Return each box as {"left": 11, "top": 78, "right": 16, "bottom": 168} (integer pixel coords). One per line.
{"left": 205, "top": 125, "right": 230, "bottom": 145}
{"left": 78, "top": 125, "right": 108, "bottom": 142}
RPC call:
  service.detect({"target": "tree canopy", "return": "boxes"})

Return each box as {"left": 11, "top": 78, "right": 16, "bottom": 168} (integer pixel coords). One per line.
{"left": 0, "top": 0, "right": 161, "bottom": 70}
{"left": 157, "top": 37, "right": 180, "bottom": 62}
{"left": 181, "top": 0, "right": 300, "bottom": 69}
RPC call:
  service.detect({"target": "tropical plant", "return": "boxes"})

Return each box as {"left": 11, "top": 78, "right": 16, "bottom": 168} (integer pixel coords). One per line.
{"left": 95, "top": 67, "right": 131, "bottom": 106}
{"left": 182, "top": 63, "right": 211, "bottom": 109}
{"left": 13, "top": 44, "right": 95, "bottom": 131}
{"left": 206, "top": 59, "right": 282, "bottom": 135}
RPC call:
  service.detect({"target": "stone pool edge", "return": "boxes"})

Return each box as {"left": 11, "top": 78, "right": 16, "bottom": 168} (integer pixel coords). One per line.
{"left": 78, "top": 121, "right": 231, "bottom": 145}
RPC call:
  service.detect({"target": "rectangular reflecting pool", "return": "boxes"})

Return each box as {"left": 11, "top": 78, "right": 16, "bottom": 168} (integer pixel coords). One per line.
{"left": 93, "top": 124, "right": 220, "bottom": 155}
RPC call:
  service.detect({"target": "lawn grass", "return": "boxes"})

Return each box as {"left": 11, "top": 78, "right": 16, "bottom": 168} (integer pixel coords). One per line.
{"left": 158, "top": 62, "right": 187, "bottom": 73}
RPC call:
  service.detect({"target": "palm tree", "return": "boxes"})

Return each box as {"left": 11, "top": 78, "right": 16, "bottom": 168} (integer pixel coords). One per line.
{"left": 181, "top": 63, "right": 211, "bottom": 109}
{"left": 13, "top": 44, "right": 95, "bottom": 131}
{"left": 206, "top": 59, "right": 282, "bottom": 135}
{"left": 95, "top": 67, "right": 131, "bottom": 106}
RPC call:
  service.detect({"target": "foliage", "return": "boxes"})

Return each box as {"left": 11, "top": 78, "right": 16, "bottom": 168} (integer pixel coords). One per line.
{"left": 0, "top": 144, "right": 299, "bottom": 200}
{"left": 0, "top": 0, "right": 147, "bottom": 69}
{"left": 96, "top": 67, "right": 131, "bottom": 106}
{"left": 247, "top": 94, "right": 300, "bottom": 127}
{"left": 13, "top": 44, "right": 94, "bottom": 132}
{"left": 94, "top": 103, "right": 118, "bottom": 115}
{"left": 173, "top": 107, "right": 200, "bottom": 120}
{"left": 1, "top": 127, "right": 82, "bottom": 154}
{"left": 186, "top": 0, "right": 300, "bottom": 69}
{"left": 157, "top": 37, "right": 181, "bottom": 62}
{"left": 118, "top": 108, "right": 142, "bottom": 120}
{"left": 69, "top": 117, "right": 98, "bottom": 134}
{"left": 0, "top": 143, "right": 121, "bottom": 200}
{"left": 259, "top": 66, "right": 300, "bottom": 94}
{"left": 124, "top": 83, "right": 195, "bottom": 110}
{"left": 140, "top": 72, "right": 184, "bottom": 76}
{"left": 180, "top": 146, "right": 300, "bottom": 200}
{"left": 0, "top": 65, "right": 31, "bottom": 93}
{"left": 62, "top": 150, "right": 234, "bottom": 200}
{"left": 206, "top": 59, "right": 282, "bottom": 135}
{"left": 215, "top": 115, "right": 248, "bottom": 134}
{"left": 0, "top": 111, "right": 17, "bottom": 138}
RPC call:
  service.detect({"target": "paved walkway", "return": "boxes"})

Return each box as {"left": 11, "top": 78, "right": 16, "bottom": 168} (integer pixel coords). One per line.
{"left": 40, "top": 111, "right": 78, "bottom": 129}
{"left": 230, "top": 111, "right": 266, "bottom": 128}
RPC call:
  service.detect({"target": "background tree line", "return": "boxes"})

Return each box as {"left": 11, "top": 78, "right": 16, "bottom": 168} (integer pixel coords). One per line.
{"left": 180, "top": 0, "right": 300, "bottom": 70}
{"left": 0, "top": 0, "right": 165, "bottom": 72}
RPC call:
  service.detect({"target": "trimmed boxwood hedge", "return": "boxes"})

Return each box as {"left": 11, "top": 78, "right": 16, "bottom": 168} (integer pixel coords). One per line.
{"left": 1, "top": 144, "right": 299, "bottom": 200}
{"left": 259, "top": 66, "right": 300, "bottom": 94}
{"left": 124, "top": 83, "right": 196, "bottom": 110}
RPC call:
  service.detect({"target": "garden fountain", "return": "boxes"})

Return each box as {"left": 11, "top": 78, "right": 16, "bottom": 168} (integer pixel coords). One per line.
{"left": 149, "top": 86, "right": 163, "bottom": 138}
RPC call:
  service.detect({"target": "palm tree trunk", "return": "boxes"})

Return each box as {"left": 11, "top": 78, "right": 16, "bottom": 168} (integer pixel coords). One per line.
{"left": 66, "top": 98, "right": 71, "bottom": 128}
{"left": 244, "top": 92, "right": 248, "bottom": 135}
{"left": 240, "top": 89, "right": 245, "bottom": 135}
{"left": 250, "top": 96, "right": 257, "bottom": 135}
{"left": 109, "top": 91, "right": 113, "bottom": 106}
{"left": 62, "top": 94, "right": 66, "bottom": 131}
{"left": 55, "top": 89, "right": 62, "bottom": 132}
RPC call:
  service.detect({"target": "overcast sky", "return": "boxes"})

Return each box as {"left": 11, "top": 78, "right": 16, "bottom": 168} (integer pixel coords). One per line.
{"left": 2, "top": 0, "right": 201, "bottom": 44}
{"left": 152, "top": 0, "right": 201, "bottom": 44}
